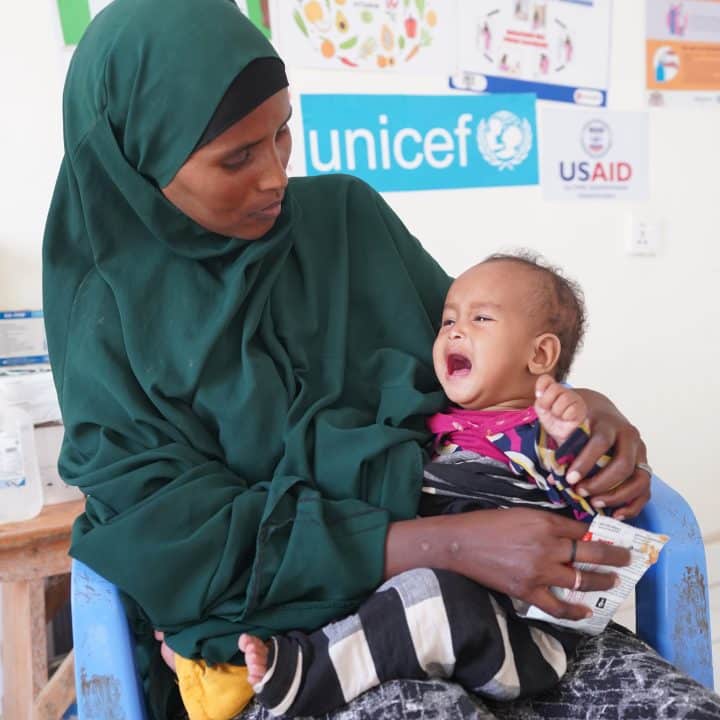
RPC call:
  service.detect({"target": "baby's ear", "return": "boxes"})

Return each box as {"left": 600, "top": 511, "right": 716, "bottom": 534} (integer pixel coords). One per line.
{"left": 528, "top": 333, "right": 561, "bottom": 376}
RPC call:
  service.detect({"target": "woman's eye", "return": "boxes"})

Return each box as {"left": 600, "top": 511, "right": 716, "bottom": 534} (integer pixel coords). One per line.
{"left": 222, "top": 151, "right": 251, "bottom": 170}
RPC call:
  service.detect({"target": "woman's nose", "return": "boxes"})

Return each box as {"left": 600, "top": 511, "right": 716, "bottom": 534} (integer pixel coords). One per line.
{"left": 258, "top": 148, "right": 289, "bottom": 194}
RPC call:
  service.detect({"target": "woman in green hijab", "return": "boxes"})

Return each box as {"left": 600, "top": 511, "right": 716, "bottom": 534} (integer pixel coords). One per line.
{"left": 44, "top": 1, "right": 719, "bottom": 719}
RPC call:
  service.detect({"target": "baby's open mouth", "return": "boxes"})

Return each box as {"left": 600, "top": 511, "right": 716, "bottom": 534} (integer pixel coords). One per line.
{"left": 447, "top": 353, "right": 472, "bottom": 377}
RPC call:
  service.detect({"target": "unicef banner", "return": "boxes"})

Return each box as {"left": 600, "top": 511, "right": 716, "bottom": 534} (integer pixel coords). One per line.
{"left": 300, "top": 93, "right": 538, "bottom": 192}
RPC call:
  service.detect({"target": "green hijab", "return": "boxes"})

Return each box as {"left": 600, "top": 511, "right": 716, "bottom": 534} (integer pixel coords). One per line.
{"left": 44, "top": 0, "right": 450, "bottom": 714}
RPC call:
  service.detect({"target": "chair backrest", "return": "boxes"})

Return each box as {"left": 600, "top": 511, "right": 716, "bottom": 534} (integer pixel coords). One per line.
{"left": 633, "top": 477, "right": 714, "bottom": 688}
{"left": 71, "top": 475, "right": 714, "bottom": 719}
{"left": 71, "top": 559, "right": 148, "bottom": 719}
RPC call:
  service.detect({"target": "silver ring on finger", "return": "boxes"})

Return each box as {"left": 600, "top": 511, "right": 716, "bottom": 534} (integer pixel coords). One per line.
{"left": 573, "top": 568, "right": 583, "bottom": 591}
{"left": 635, "top": 462, "right": 653, "bottom": 477}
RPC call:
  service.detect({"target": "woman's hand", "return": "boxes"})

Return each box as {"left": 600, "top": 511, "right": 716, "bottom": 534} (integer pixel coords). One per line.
{"left": 385, "top": 509, "right": 631, "bottom": 621}
{"left": 568, "top": 388, "right": 651, "bottom": 520}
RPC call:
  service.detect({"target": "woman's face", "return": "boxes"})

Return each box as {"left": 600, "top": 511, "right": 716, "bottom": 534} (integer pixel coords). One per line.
{"left": 162, "top": 88, "right": 292, "bottom": 240}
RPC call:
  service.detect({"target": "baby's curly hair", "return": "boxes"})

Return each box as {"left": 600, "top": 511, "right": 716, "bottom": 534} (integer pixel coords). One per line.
{"left": 482, "top": 251, "right": 587, "bottom": 381}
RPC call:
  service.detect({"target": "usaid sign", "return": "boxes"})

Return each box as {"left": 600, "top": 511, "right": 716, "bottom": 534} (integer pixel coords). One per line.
{"left": 540, "top": 108, "right": 649, "bottom": 202}
{"left": 300, "top": 94, "right": 538, "bottom": 192}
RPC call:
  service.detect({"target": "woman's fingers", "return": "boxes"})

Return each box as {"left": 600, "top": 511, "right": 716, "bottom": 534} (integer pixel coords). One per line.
{"left": 570, "top": 420, "right": 644, "bottom": 495}
{"left": 573, "top": 536, "right": 631, "bottom": 567}
{"left": 567, "top": 419, "right": 617, "bottom": 482}
{"left": 559, "top": 565, "right": 617, "bottom": 593}
{"left": 526, "top": 588, "right": 591, "bottom": 621}
{"left": 612, "top": 487, "right": 652, "bottom": 520}
{"left": 589, "top": 471, "right": 652, "bottom": 515}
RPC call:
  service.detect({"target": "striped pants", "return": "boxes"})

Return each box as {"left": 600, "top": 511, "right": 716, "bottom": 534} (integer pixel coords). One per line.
{"left": 254, "top": 569, "right": 581, "bottom": 718}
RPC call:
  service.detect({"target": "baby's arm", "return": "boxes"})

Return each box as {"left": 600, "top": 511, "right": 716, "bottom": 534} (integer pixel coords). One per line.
{"left": 534, "top": 374, "right": 588, "bottom": 445}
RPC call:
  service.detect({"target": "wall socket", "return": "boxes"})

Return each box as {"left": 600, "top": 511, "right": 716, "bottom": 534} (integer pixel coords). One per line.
{"left": 626, "top": 215, "right": 662, "bottom": 256}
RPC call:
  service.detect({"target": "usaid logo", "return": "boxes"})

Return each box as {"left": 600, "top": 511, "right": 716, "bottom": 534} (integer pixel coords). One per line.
{"left": 301, "top": 94, "right": 538, "bottom": 192}
{"left": 581, "top": 120, "right": 612, "bottom": 158}
{"left": 559, "top": 117, "right": 631, "bottom": 184}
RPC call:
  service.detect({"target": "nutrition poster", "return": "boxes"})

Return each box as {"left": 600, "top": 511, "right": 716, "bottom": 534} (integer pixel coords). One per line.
{"left": 646, "top": 0, "right": 720, "bottom": 106}
{"left": 272, "top": 0, "right": 455, "bottom": 73}
{"left": 451, "top": 0, "right": 612, "bottom": 106}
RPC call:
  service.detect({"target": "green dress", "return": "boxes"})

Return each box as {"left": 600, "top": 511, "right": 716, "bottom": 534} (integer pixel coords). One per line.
{"left": 42, "top": 0, "right": 451, "bottom": 714}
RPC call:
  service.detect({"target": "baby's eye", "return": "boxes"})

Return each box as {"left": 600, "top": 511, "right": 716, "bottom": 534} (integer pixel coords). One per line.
{"left": 474, "top": 315, "right": 492, "bottom": 323}
{"left": 441, "top": 318, "right": 455, "bottom": 327}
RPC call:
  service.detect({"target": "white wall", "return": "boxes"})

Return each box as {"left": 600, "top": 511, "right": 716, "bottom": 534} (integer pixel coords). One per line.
{"left": 1, "top": 0, "right": 719, "bottom": 708}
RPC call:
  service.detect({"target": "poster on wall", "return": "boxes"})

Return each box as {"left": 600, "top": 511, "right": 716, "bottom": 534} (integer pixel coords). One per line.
{"left": 539, "top": 108, "right": 649, "bottom": 202}
{"left": 272, "top": 0, "right": 455, "bottom": 73}
{"left": 646, "top": 0, "right": 720, "bottom": 107}
{"left": 298, "top": 92, "right": 539, "bottom": 191}
{"left": 450, "top": 0, "right": 611, "bottom": 106}
{"left": 56, "top": 0, "right": 270, "bottom": 46}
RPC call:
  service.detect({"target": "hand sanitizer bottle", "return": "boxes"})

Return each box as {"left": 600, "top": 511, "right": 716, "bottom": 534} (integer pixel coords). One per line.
{"left": 0, "top": 396, "right": 43, "bottom": 523}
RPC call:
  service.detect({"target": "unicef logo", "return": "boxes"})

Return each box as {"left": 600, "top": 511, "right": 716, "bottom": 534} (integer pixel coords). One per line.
{"left": 477, "top": 111, "right": 533, "bottom": 170}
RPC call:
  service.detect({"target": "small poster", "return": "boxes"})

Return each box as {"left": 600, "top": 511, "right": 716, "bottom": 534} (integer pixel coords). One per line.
{"left": 451, "top": 0, "right": 611, "bottom": 106}
{"left": 540, "top": 108, "right": 649, "bottom": 202}
{"left": 272, "top": 0, "right": 455, "bottom": 73}
{"left": 300, "top": 92, "right": 539, "bottom": 191}
{"left": 56, "top": 0, "right": 270, "bottom": 46}
{"left": 56, "top": 0, "right": 111, "bottom": 45}
{"left": 646, "top": 0, "right": 720, "bottom": 107}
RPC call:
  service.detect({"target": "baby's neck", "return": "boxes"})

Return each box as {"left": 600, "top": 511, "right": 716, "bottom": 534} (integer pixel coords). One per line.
{"left": 476, "top": 398, "right": 535, "bottom": 412}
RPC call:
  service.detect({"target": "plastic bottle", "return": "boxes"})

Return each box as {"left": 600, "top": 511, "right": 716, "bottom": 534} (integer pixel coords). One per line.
{"left": 0, "top": 395, "right": 43, "bottom": 523}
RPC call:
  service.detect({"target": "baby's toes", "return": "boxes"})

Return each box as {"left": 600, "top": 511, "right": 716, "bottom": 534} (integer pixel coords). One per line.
{"left": 239, "top": 633, "right": 263, "bottom": 653}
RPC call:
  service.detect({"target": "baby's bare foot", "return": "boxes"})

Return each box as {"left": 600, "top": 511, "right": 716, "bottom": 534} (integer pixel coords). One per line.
{"left": 239, "top": 633, "right": 270, "bottom": 686}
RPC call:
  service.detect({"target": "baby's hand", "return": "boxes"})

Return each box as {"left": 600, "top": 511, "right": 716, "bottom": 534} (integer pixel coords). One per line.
{"left": 534, "top": 375, "right": 588, "bottom": 445}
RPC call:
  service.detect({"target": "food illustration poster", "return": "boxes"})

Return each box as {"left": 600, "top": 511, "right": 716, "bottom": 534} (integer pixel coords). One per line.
{"left": 56, "top": 0, "right": 270, "bottom": 45}
{"left": 646, "top": 0, "right": 720, "bottom": 107}
{"left": 451, "top": 0, "right": 611, "bottom": 106}
{"left": 274, "top": 0, "right": 455, "bottom": 73}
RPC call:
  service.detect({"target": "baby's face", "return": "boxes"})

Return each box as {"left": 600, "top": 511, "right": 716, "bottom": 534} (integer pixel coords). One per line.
{"left": 432, "top": 261, "right": 542, "bottom": 410}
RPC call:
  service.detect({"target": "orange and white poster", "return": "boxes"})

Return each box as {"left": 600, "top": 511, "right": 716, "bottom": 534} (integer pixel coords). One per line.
{"left": 272, "top": 0, "right": 455, "bottom": 73}
{"left": 646, "top": 0, "right": 720, "bottom": 106}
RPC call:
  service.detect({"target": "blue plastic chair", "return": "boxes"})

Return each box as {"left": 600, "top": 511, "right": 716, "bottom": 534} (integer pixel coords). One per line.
{"left": 71, "top": 475, "right": 715, "bottom": 719}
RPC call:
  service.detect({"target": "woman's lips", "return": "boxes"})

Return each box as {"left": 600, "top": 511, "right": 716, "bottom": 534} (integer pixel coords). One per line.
{"left": 252, "top": 199, "right": 283, "bottom": 219}
{"left": 447, "top": 353, "right": 472, "bottom": 377}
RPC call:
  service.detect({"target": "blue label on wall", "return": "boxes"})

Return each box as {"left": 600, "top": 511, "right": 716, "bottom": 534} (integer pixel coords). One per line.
{"left": 301, "top": 93, "right": 538, "bottom": 192}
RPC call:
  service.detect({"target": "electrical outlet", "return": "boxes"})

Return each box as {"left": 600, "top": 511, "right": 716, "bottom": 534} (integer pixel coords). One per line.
{"left": 626, "top": 215, "right": 661, "bottom": 256}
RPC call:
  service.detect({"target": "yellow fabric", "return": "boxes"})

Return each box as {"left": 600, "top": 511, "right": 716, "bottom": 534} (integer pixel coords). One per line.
{"left": 175, "top": 654, "right": 255, "bottom": 720}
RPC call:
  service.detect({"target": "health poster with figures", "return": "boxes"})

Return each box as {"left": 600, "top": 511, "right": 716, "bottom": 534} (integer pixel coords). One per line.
{"left": 451, "top": 0, "right": 611, "bottom": 106}
{"left": 272, "top": 0, "right": 455, "bottom": 73}
{"left": 646, "top": 0, "right": 720, "bottom": 107}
